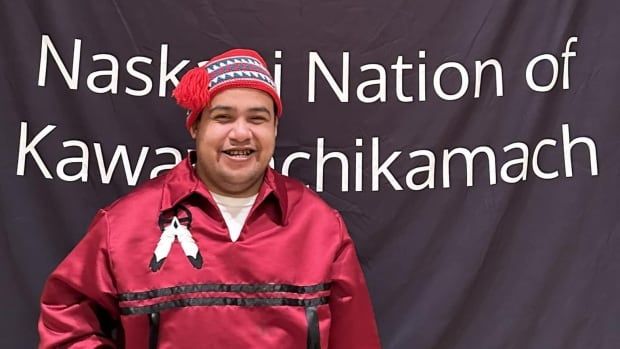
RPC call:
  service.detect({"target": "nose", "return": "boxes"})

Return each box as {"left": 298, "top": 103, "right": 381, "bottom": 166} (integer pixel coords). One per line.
{"left": 228, "top": 119, "right": 252, "bottom": 143}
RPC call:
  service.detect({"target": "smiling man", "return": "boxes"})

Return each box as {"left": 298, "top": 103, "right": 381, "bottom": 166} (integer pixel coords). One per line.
{"left": 39, "top": 49, "right": 381, "bottom": 349}
{"left": 192, "top": 88, "right": 277, "bottom": 198}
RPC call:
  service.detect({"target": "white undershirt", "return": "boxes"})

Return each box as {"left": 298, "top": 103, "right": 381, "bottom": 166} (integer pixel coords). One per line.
{"left": 210, "top": 192, "right": 257, "bottom": 242}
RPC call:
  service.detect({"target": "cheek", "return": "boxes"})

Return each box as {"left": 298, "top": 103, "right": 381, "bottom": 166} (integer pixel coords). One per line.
{"left": 196, "top": 129, "right": 226, "bottom": 150}
{"left": 258, "top": 135, "right": 276, "bottom": 153}
{"left": 255, "top": 127, "right": 277, "bottom": 145}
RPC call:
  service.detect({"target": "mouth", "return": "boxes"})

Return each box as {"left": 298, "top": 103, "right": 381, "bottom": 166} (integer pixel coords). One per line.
{"left": 222, "top": 149, "right": 256, "bottom": 159}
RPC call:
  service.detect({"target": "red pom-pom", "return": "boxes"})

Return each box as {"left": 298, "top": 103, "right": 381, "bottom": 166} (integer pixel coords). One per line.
{"left": 172, "top": 67, "right": 210, "bottom": 112}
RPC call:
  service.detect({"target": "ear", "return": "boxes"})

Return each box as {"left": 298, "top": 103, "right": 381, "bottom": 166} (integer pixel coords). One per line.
{"left": 274, "top": 118, "right": 279, "bottom": 137}
{"left": 189, "top": 119, "right": 199, "bottom": 139}
{"left": 189, "top": 110, "right": 207, "bottom": 139}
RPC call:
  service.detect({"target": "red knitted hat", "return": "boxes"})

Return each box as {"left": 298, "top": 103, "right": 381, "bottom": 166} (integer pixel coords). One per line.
{"left": 172, "top": 48, "right": 283, "bottom": 129}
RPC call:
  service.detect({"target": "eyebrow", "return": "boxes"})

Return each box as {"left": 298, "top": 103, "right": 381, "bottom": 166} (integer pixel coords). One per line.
{"left": 208, "top": 106, "right": 234, "bottom": 113}
{"left": 247, "top": 107, "right": 273, "bottom": 116}
{"left": 208, "top": 105, "right": 273, "bottom": 116}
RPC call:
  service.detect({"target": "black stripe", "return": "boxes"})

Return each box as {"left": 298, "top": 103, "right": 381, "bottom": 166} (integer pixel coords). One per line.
{"left": 306, "top": 306, "right": 321, "bottom": 349}
{"left": 120, "top": 296, "right": 329, "bottom": 315}
{"left": 119, "top": 283, "right": 331, "bottom": 301}
{"left": 148, "top": 312, "right": 160, "bottom": 349}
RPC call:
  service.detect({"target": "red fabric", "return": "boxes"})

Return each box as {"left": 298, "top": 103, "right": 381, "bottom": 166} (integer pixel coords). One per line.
{"left": 39, "top": 156, "right": 381, "bottom": 348}
{"left": 172, "top": 67, "right": 210, "bottom": 130}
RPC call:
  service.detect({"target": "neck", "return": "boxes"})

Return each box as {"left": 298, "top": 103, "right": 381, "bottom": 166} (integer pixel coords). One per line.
{"left": 196, "top": 171, "right": 264, "bottom": 198}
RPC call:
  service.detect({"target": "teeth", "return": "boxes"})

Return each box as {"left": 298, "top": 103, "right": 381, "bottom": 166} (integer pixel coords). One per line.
{"left": 225, "top": 149, "right": 253, "bottom": 157}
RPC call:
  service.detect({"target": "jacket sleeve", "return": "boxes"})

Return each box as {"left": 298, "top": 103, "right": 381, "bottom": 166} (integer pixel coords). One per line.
{"left": 38, "top": 210, "right": 119, "bottom": 348}
{"left": 328, "top": 212, "right": 382, "bottom": 349}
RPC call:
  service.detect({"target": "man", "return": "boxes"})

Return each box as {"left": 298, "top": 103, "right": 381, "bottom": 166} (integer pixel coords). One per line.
{"left": 39, "top": 48, "right": 381, "bottom": 348}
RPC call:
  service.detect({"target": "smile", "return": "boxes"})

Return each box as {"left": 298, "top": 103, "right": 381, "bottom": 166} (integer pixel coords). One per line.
{"left": 222, "top": 149, "right": 255, "bottom": 158}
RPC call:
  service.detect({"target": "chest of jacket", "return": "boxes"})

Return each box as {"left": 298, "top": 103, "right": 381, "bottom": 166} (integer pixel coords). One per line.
{"left": 107, "top": 196, "right": 340, "bottom": 348}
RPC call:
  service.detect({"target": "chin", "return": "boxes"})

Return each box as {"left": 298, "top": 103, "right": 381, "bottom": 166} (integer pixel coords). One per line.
{"left": 221, "top": 172, "right": 262, "bottom": 185}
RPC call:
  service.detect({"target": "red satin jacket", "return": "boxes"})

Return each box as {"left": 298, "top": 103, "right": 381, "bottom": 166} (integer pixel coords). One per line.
{"left": 38, "top": 157, "right": 382, "bottom": 349}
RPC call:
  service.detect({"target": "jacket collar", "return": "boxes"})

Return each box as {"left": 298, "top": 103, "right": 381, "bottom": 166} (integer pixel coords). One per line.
{"left": 160, "top": 153, "right": 288, "bottom": 225}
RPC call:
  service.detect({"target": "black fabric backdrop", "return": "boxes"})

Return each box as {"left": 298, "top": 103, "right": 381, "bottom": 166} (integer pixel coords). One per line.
{"left": 1, "top": 1, "right": 619, "bottom": 348}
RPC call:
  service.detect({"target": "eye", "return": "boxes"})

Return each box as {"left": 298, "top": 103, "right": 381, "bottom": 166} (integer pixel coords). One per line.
{"left": 212, "top": 114, "right": 232, "bottom": 122}
{"left": 249, "top": 115, "right": 269, "bottom": 124}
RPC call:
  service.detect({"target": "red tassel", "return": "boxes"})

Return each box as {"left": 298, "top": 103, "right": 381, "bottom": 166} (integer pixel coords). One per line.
{"left": 172, "top": 67, "right": 210, "bottom": 112}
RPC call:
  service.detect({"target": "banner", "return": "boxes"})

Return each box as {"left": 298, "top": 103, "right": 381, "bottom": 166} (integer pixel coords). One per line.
{"left": 1, "top": 1, "right": 619, "bottom": 348}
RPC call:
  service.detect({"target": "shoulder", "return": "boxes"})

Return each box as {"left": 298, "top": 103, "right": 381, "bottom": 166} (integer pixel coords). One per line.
{"left": 102, "top": 167, "right": 172, "bottom": 214}
{"left": 273, "top": 171, "right": 342, "bottom": 223}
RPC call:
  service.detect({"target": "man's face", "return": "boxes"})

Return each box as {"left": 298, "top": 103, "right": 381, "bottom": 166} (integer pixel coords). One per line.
{"left": 190, "top": 88, "right": 277, "bottom": 197}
